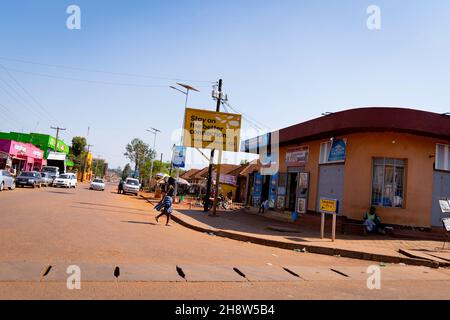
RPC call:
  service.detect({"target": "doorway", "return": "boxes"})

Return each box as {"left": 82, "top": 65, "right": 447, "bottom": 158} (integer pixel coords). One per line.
{"left": 287, "top": 172, "right": 298, "bottom": 211}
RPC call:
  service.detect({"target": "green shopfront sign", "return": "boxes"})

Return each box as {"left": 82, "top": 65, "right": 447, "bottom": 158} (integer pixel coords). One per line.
{"left": 0, "top": 131, "right": 69, "bottom": 157}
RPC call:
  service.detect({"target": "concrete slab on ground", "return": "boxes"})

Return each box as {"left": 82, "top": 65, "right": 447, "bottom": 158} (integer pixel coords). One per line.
{"left": 0, "top": 261, "right": 48, "bottom": 281}
{"left": 399, "top": 249, "right": 450, "bottom": 264}
{"left": 284, "top": 266, "right": 349, "bottom": 281}
{"left": 117, "top": 264, "right": 185, "bottom": 282}
{"left": 236, "top": 265, "right": 302, "bottom": 282}
{"left": 179, "top": 265, "right": 246, "bottom": 282}
{"left": 379, "top": 266, "right": 450, "bottom": 281}
{"left": 43, "top": 263, "right": 117, "bottom": 282}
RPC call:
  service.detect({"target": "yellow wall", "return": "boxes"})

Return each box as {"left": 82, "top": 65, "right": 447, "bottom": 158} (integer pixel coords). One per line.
{"left": 278, "top": 132, "right": 448, "bottom": 227}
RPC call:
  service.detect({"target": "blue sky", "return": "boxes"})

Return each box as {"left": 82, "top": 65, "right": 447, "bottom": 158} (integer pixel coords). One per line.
{"left": 0, "top": 1, "right": 450, "bottom": 169}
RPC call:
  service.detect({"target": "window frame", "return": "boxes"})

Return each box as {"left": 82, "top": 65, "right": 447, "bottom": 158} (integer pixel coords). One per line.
{"left": 435, "top": 143, "right": 450, "bottom": 172}
{"left": 370, "top": 157, "right": 407, "bottom": 209}
{"left": 319, "top": 139, "right": 347, "bottom": 165}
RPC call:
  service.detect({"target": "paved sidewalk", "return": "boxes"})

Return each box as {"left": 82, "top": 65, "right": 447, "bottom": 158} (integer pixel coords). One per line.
{"left": 141, "top": 195, "right": 450, "bottom": 268}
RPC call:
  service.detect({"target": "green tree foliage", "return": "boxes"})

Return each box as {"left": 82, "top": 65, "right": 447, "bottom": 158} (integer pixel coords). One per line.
{"left": 69, "top": 136, "right": 88, "bottom": 173}
{"left": 92, "top": 158, "right": 108, "bottom": 178}
{"left": 124, "top": 138, "right": 156, "bottom": 178}
{"left": 71, "top": 136, "right": 87, "bottom": 157}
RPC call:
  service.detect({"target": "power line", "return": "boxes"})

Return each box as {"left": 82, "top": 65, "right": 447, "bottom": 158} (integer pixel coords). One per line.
{"left": 0, "top": 63, "right": 58, "bottom": 123}
{"left": 0, "top": 74, "right": 50, "bottom": 123}
{"left": 224, "top": 101, "right": 269, "bottom": 131}
{"left": 3, "top": 67, "right": 200, "bottom": 89}
{"left": 0, "top": 56, "right": 216, "bottom": 84}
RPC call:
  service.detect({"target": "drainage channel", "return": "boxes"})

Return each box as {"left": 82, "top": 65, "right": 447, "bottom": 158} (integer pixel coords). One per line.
{"left": 330, "top": 268, "right": 349, "bottom": 278}
{"left": 40, "top": 265, "right": 52, "bottom": 281}
{"left": 176, "top": 265, "right": 187, "bottom": 281}
{"left": 282, "top": 267, "right": 304, "bottom": 280}
{"left": 232, "top": 267, "right": 249, "bottom": 281}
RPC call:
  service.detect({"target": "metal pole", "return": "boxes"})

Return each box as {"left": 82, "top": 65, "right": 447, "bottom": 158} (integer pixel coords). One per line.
{"left": 174, "top": 89, "right": 189, "bottom": 203}
{"left": 149, "top": 131, "right": 157, "bottom": 190}
{"left": 204, "top": 79, "right": 222, "bottom": 212}
{"left": 320, "top": 212, "right": 325, "bottom": 239}
{"left": 332, "top": 213, "right": 336, "bottom": 242}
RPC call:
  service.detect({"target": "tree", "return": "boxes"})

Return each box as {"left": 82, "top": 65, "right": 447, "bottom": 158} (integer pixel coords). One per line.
{"left": 122, "top": 164, "right": 131, "bottom": 180}
{"left": 71, "top": 136, "right": 87, "bottom": 157}
{"left": 69, "top": 136, "right": 87, "bottom": 173}
{"left": 124, "top": 138, "right": 155, "bottom": 179}
{"left": 92, "top": 158, "right": 107, "bottom": 178}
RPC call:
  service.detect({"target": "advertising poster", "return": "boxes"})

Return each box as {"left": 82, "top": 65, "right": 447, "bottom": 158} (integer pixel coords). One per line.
{"left": 297, "top": 198, "right": 307, "bottom": 213}
{"left": 268, "top": 174, "right": 278, "bottom": 208}
{"left": 277, "top": 196, "right": 285, "bottom": 209}
{"left": 183, "top": 108, "right": 242, "bottom": 152}
{"left": 172, "top": 146, "right": 186, "bottom": 168}
{"left": 298, "top": 172, "right": 309, "bottom": 189}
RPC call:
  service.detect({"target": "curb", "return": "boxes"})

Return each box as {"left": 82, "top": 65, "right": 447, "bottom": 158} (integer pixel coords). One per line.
{"left": 140, "top": 195, "right": 445, "bottom": 268}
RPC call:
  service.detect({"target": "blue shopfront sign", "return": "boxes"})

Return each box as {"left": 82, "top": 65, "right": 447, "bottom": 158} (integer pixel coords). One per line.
{"left": 328, "top": 139, "right": 346, "bottom": 162}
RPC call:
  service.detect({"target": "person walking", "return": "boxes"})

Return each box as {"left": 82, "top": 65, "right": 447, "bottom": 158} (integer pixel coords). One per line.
{"left": 155, "top": 185, "right": 174, "bottom": 226}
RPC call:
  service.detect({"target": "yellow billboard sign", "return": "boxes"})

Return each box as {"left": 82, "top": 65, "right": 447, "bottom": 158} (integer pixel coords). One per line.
{"left": 183, "top": 108, "right": 242, "bottom": 152}
{"left": 319, "top": 198, "right": 338, "bottom": 214}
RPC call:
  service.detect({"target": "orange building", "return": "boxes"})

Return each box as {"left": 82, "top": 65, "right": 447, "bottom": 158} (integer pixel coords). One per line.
{"left": 244, "top": 107, "right": 450, "bottom": 228}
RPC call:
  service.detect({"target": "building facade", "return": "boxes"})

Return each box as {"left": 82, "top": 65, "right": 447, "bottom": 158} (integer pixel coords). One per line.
{"left": 244, "top": 107, "right": 450, "bottom": 228}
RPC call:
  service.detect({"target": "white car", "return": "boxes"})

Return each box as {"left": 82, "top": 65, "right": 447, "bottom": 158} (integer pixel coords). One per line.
{"left": 123, "top": 177, "right": 140, "bottom": 196}
{"left": 53, "top": 173, "right": 77, "bottom": 188}
{"left": 90, "top": 178, "right": 105, "bottom": 191}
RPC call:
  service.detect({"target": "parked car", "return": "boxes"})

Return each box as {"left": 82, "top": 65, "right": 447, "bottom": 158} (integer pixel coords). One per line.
{"left": 41, "top": 165, "right": 60, "bottom": 180}
{"left": 90, "top": 178, "right": 105, "bottom": 191}
{"left": 40, "top": 172, "right": 54, "bottom": 187}
{"left": 16, "top": 171, "right": 44, "bottom": 188}
{"left": 53, "top": 173, "right": 77, "bottom": 188}
{"left": 0, "top": 170, "right": 16, "bottom": 191}
{"left": 123, "top": 177, "right": 140, "bottom": 196}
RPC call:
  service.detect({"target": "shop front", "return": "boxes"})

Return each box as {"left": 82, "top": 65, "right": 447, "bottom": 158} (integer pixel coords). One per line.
{"left": 243, "top": 107, "right": 450, "bottom": 228}
{"left": 0, "top": 139, "right": 44, "bottom": 173}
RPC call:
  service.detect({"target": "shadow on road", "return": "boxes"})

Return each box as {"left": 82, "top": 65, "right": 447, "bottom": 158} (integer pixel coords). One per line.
{"left": 45, "top": 191, "right": 75, "bottom": 195}
{"left": 75, "top": 202, "right": 149, "bottom": 212}
{"left": 121, "top": 220, "right": 157, "bottom": 226}
{"left": 70, "top": 205, "right": 150, "bottom": 217}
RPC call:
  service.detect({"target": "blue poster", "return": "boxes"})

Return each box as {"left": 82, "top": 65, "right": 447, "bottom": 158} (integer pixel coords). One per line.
{"left": 253, "top": 173, "right": 263, "bottom": 205}
{"left": 268, "top": 173, "right": 278, "bottom": 208}
{"left": 172, "top": 146, "right": 186, "bottom": 168}
{"left": 328, "top": 139, "right": 346, "bottom": 162}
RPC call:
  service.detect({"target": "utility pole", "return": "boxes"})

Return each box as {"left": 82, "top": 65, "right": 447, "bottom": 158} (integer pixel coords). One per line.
{"left": 204, "top": 79, "right": 223, "bottom": 212}
{"left": 50, "top": 126, "right": 66, "bottom": 152}
{"left": 147, "top": 127, "right": 161, "bottom": 191}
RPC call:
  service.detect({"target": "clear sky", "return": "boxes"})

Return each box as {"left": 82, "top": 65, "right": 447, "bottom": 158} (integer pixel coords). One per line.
{"left": 1, "top": 1, "right": 450, "bottom": 169}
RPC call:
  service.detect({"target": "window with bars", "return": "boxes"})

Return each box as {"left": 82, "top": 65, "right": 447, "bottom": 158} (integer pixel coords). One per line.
{"left": 436, "top": 144, "right": 450, "bottom": 171}
{"left": 371, "top": 158, "right": 406, "bottom": 208}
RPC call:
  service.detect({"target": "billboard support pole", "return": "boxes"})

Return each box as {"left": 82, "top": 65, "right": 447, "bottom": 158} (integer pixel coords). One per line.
{"left": 211, "top": 149, "right": 222, "bottom": 216}
{"left": 204, "top": 79, "right": 222, "bottom": 212}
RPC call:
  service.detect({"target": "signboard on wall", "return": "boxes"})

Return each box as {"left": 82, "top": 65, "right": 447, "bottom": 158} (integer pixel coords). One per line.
{"left": 285, "top": 146, "right": 309, "bottom": 166}
{"left": 183, "top": 108, "right": 242, "bottom": 152}
{"left": 268, "top": 173, "right": 278, "bottom": 208}
{"left": 211, "top": 173, "right": 237, "bottom": 186}
{"left": 328, "top": 139, "right": 346, "bottom": 162}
